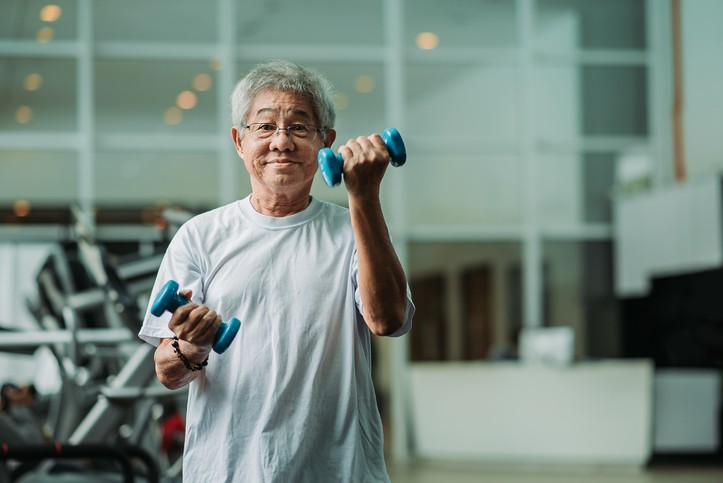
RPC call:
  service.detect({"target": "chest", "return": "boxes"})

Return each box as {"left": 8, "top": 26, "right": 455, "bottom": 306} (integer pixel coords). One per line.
{"left": 198, "top": 224, "right": 355, "bottom": 321}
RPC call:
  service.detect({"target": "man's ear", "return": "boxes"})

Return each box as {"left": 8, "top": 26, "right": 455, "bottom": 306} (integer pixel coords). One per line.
{"left": 231, "top": 127, "right": 243, "bottom": 152}
{"left": 324, "top": 129, "right": 336, "bottom": 149}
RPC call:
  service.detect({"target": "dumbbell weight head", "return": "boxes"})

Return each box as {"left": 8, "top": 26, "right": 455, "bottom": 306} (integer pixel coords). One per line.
{"left": 381, "top": 127, "right": 406, "bottom": 167}
{"left": 317, "top": 127, "right": 407, "bottom": 188}
{"left": 151, "top": 280, "right": 185, "bottom": 317}
{"left": 212, "top": 317, "right": 240, "bottom": 354}
{"left": 317, "top": 149, "right": 344, "bottom": 188}
{"left": 151, "top": 279, "right": 240, "bottom": 354}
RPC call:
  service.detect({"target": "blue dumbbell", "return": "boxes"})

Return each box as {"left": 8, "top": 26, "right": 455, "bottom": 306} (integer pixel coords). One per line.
{"left": 151, "top": 280, "right": 240, "bottom": 354}
{"left": 317, "top": 127, "right": 407, "bottom": 187}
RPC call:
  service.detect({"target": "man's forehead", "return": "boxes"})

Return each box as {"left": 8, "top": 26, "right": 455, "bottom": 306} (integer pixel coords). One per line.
{"left": 254, "top": 106, "right": 312, "bottom": 118}
{"left": 249, "top": 89, "right": 314, "bottom": 119}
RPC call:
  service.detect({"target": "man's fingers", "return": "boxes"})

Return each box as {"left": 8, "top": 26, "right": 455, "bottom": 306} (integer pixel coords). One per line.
{"left": 197, "top": 307, "right": 221, "bottom": 336}
{"left": 342, "top": 135, "right": 390, "bottom": 164}
{"left": 171, "top": 305, "right": 219, "bottom": 345}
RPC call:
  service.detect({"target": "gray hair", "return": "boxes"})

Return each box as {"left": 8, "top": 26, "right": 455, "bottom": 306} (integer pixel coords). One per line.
{"left": 230, "top": 60, "right": 336, "bottom": 136}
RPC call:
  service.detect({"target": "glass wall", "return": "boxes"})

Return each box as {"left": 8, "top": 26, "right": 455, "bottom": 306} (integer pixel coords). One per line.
{"left": 0, "top": 0, "right": 652, "bottom": 360}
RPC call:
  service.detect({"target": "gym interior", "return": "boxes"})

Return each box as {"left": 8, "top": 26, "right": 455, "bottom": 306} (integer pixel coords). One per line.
{"left": 2, "top": 0, "right": 723, "bottom": 481}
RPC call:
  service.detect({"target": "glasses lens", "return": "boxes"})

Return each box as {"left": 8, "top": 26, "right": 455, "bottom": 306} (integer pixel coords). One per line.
{"left": 251, "top": 123, "right": 276, "bottom": 138}
{"left": 248, "top": 124, "right": 318, "bottom": 140}
{"left": 287, "top": 125, "right": 311, "bottom": 138}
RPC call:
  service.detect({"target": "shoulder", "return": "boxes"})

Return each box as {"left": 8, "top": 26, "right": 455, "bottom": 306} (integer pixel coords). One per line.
{"left": 191, "top": 201, "right": 239, "bottom": 225}
{"left": 167, "top": 201, "right": 241, "bottom": 251}
{"left": 178, "top": 201, "right": 239, "bottom": 234}
{"left": 314, "top": 200, "right": 355, "bottom": 245}
{"left": 316, "top": 198, "right": 351, "bottom": 223}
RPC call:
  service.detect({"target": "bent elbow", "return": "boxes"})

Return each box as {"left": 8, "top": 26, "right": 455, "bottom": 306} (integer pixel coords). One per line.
{"left": 368, "top": 305, "right": 407, "bottom": 337}
{"left": 156, "top": 372, "right": 183, "bottom": 391}
{"left": 371, "top": 324, "right": 400, "bottom": 337}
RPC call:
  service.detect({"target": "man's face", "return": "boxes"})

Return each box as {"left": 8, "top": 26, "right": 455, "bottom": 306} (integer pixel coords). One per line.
{"left": 232, "top": 88, "right": 334, "bottom": 197}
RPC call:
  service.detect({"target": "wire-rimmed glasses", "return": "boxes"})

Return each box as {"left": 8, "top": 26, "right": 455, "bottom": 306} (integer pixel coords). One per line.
{"left": 244, "top": 123, "right": 324, "bottom": 141}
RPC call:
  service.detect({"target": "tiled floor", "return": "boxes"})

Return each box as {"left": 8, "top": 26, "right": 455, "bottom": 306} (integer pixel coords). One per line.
{"left": 387, "top": 461, "right": 723, "bottom": 483}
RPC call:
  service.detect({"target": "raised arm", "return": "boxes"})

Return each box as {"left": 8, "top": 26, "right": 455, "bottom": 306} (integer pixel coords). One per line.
{"left": 340, "top": 134, "right": 408, "bottom": 336}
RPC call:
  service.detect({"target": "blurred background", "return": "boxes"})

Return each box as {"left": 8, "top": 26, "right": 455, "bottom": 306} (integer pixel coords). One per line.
{"left": 2, "top": 0, "right": 723, "bottom": 481}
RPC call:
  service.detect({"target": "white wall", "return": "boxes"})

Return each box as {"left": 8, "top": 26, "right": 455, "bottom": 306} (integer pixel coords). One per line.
{"left": 409, "top": 360, "right": 653, "bottom": 466}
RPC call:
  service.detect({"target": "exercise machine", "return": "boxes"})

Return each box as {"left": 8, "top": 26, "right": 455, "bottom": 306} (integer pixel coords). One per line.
{"left": 0, "top": 206, "right": 184, "bottom": 482}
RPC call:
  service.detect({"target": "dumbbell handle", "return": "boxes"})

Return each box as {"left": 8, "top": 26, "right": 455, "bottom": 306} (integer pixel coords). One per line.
{"left": 317, "top": 127, "right": 407, "bottom": 188}
{"left": 150, "top": 280, "right": 240, "bottom": 354}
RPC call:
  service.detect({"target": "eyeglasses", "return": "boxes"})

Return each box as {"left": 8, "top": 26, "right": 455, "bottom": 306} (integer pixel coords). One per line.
{"left": 244, "top": 123, "right": 324, "bottom": 141}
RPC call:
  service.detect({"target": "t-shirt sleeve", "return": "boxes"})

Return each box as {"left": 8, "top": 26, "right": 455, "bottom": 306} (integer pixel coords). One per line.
{"left": 138, "top": 223, "right": 206, "bottom": 347}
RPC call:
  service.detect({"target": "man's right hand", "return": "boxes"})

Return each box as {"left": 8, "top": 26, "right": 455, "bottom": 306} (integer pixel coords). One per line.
{"left": 167, "top": 289, "right": 222, "bottom": 352}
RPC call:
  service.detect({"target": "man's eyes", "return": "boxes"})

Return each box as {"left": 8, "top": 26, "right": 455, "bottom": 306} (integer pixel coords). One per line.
{"left": 257, "top": 124, "right": 309, "bottom": 131}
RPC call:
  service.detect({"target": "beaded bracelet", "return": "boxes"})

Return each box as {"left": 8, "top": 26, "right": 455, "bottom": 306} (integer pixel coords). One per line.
{"left": 172, "top": 337, "right": 209, "bottom": 372}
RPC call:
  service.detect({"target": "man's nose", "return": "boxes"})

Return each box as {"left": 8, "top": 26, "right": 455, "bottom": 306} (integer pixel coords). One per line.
{"left": 270, "top": 128, "right": 295, "bottom": 150}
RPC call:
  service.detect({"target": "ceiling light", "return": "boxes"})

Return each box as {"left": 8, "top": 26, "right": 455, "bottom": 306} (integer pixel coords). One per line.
{"left": 176, "top": 91, "right": 197, "bottom": 110}
{"left": 164, "top": 107, "right": 183, "bottom": 125}
{"left": 39, "top": 4, "right": 62, "bottom": 22}
{"left": 24, "top": 73, "right": 43, "bottom": 91}
{"left": 209, "top": 57, "right": 222, "bottom": 71}
{"left": 192, "top": 73, "right": 213, "bottom": 92}
{"left": 416, "top": 32, "right": 439, "bottom": 50}
{"left": 36, "top": 27, "right": 54, "bottom": 43}
{"left": 13, "top": 200, "right": 32, "bottom": 218}
{"left": 16, "top": 106, "right": 33, "bottom": 124}
{"left": 354, "top": 75, "right": 374, "bottom": 94}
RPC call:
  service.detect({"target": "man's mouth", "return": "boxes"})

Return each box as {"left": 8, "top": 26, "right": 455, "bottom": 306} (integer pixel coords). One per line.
{"left": 266, "top": 158, "right": 297, "bottom": 166}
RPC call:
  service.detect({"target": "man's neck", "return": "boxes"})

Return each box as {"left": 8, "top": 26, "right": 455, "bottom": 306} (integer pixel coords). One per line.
{"left": 249, "top": 192, "right": 312, "bottom": 217}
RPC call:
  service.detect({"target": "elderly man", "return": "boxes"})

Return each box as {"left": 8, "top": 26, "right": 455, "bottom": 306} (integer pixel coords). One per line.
{"left": 139, "top": 60, "right": 414, "bottom": 482}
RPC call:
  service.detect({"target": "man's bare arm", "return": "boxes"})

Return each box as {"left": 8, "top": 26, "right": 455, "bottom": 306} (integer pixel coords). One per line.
{"left": 349, "top": 193, "right": 407, "bottom": 336}
{"left": 155, "top": 338, "right": 210, "bottom": 389}
{"left": 340, "top": 134, "right": 408, "bottom": 336}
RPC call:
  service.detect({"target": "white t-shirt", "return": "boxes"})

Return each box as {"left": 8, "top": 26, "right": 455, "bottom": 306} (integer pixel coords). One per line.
{"left": 139, "top": 196, "right": 413, "bottom": 482}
